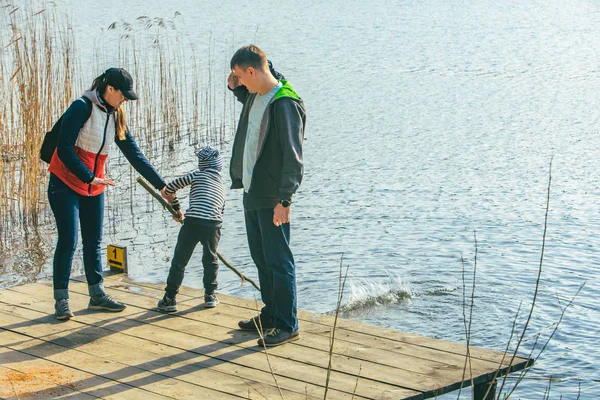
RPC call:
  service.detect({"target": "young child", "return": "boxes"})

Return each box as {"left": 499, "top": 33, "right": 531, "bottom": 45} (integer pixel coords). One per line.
{"left": 157, "top": 146, "right": 226, "bottom": 312}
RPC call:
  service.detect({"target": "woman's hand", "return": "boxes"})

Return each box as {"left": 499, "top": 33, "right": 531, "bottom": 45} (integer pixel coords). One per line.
{"left": 161, "top": 187, "right": 175, "bottom": 203}
{"left": 172, "top": 210, "right": 184, "bottom": 222}
{"left": 91, "top": 177, "right": 116, "bottom": 186}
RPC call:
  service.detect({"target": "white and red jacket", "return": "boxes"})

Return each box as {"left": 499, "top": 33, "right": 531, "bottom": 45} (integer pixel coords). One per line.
{"left": 49, "top": 90, "right": 165, "bottom": 196}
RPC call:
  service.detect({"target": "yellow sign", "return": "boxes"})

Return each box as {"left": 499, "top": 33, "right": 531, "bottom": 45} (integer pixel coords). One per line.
{"left": 107, "top": 244, "right": 128, "bottom": 273}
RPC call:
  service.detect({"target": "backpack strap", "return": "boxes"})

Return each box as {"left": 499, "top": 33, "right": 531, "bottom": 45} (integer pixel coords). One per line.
{"left": 81, "top": 96, "right": 93, "bottom": 119}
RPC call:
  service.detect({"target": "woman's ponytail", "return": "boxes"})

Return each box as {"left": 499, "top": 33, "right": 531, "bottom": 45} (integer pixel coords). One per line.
{"left": 116, "top": 105, "right": 126, "bottom": 140}
{"left": 90, "top": 72, "right": 107, "bottom": 91}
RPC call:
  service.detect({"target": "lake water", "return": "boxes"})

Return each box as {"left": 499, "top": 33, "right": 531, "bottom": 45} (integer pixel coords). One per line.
{"left": 3, "top": 0, "right": 600, "bottom": 398}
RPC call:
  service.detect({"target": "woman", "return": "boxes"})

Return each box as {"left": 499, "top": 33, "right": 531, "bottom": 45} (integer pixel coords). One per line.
{"left": 48, "top": 67, "right": 173, "bottom": 320}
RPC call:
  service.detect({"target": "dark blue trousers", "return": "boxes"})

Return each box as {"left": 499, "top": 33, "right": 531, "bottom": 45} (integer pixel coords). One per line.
{"left": 48, "top": 173, "right": 105, "bottom": 300}
{"left": 244, "top": 207, "right": 298, "bottom": 333}
{"left": 165, "top": 219, "right": 221, "bottom": 298}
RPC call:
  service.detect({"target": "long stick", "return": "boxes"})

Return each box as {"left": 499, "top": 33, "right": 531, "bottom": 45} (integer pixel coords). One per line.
{"left": 136, "top": 177, "right": 260, "bottom": 291}
{"left": 136, "top": 177, "right": 180, "bottom": 220}
{"left": 217, "top": 252, "right": 260, "bottom": 291}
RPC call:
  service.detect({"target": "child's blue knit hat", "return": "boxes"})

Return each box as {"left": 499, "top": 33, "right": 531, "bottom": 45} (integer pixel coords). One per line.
{"left": 197, "top": 145, "right": 222, "bottom": 171}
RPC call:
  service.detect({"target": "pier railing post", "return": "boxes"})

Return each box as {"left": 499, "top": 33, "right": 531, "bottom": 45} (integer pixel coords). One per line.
{"left": 473, "top": 379, "right": 497, "bottom": 400}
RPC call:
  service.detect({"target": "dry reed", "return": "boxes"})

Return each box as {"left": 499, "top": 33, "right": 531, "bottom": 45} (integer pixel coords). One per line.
{"left": 0, "top": 3, "right": 235, "bottom": 262}
{"left": 0, "top": 3, "right": 77, "bottom": 248}
{"left": 457, "top": 160, "right": 585, "bottom": 400}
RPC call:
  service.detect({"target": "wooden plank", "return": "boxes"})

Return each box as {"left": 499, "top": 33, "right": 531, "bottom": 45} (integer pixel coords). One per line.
{"left": 0, "top": 305, "right": 341, "bottom": 400}
{"left": 108, "top": 275, "right": 530, "bottom": 369}
{"left": 60, "top": 282, "right": 457, "bottom": 393}
{"left": 0, "top": 331, "right": 171, "bottom": 400}
{"left": 0, "top": 353, "right": 99, "bottom": 400}
{"left": 6, "top": 283, "right": 418, "bottom": 399}
{"left": 0, "top": 312, "right": 246, "bottom": 399}
{"left": 62, "top": 280, "right": 509, "bottom": 400}
{"left": 96, "top": 275, "right": 532, "bottom": 397}
{"left": 2, "top": 285, "right": 419, "bottom": 400}
{"left": 91, "top": 278, "right": 526, "bottom": 386}
{"left": 0, "top": 307, "right": 325, "bottom": 400}
{"left": 8, "top": 277, "right": 533, "bottom": 400}
{"left": 104, "top": 284, "right": 496, "bottom": 373}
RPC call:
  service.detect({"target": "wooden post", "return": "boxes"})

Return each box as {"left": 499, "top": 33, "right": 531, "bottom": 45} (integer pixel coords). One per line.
{"left": 473, "top": 379, "right": 497, "bottom": 400}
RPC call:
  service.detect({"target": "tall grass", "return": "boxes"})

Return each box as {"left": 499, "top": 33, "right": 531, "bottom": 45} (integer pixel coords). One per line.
{"left": 0, "top": 4, "right": 78, "bottom": 248}
{"left": 0, "top": 3, "right": 234, "bottom": 258}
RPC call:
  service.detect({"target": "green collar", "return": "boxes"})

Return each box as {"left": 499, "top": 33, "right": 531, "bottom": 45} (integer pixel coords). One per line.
{"left": 272, "top": 80, "right": 300, "bottom": 102}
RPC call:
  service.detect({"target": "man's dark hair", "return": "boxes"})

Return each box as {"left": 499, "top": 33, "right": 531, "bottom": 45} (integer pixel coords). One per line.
{"left": 230, "top": 45, "right": 268, "bottom": 71}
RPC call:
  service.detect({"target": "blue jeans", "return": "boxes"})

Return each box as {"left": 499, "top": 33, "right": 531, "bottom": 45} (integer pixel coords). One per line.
{"left": 48, "top": 174, "right": 105, "bottom": 300}
{"left": 244, "top": 207, "right": 298, "bottom": 333}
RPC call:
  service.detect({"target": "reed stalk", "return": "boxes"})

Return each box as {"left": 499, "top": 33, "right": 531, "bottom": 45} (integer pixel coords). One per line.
{"left": 455, "top": 159, "right": 585, "bottom": 399}
{"left": 323, "top": 256, "right": 349, "bottom": 400}
{"left": 0, "top": 3, "right": 230, "bottom": 257}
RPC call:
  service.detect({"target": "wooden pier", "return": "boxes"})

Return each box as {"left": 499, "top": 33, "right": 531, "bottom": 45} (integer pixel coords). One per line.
{"left": 0, "top": 273, "right": 533, "bottom": 399}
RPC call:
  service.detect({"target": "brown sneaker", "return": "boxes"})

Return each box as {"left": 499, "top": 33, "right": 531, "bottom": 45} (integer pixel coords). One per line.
{"left": 238, "top": 315, "right": 274, "bottom": 332}
{"left": 88, "top": 293, "right": 126, "bottom": 312}
{"left": 258, "top": 328, "right": 300, "bottom": 347}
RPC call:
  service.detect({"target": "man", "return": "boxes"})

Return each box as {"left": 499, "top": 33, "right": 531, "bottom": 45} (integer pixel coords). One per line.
{"left": 228, "top": 45, "right": 306, "bottom": 347}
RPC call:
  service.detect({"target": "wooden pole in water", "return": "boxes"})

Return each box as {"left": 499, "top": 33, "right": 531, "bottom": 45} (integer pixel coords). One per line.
{"left": 473, "top": 379, "right": 497, "bottom": 400}
{"left": 136, "top": 177, "right": 261, "bottom": 291}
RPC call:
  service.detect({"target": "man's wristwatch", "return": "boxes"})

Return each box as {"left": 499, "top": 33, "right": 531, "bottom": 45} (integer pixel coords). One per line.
{"left": 280, "top": 199, "right": 292, "bottom": 208}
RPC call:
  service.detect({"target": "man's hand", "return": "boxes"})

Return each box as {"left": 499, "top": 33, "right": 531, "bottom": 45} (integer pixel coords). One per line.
{"left": 172, "top": 209, "right": 184, "bottom": 222}
{"left": 228, "top": 72, "right": 240, "bottom": 89}
{"left": 91, "top": 177, "right": 116, "bottom": 186}
{"left": 273, "top": 203, "right": 291, "bottom": 227}
{"left": 161, "top": 187, "right": 175, "bottom": 203}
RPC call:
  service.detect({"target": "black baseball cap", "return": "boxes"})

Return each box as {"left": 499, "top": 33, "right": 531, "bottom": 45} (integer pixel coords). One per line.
{"left": 104, "top": 68, "right": 138, "bottom": 100}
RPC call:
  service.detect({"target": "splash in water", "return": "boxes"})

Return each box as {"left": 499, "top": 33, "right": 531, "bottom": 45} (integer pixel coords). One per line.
{"left": 327, "top": 272, "right": 461, "bottom": 317}
{"left": 328, "top": 271, "right": 413, "bottom": 316}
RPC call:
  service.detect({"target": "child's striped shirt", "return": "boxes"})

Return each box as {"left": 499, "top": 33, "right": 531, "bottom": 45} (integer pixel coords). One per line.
{"left": 165, "top": 169, "right": 225, "bottom": 224}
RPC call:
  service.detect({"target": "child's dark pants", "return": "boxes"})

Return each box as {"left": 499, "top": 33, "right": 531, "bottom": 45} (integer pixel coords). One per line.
{"left": 165, "top": 217, "right": 221, "bottom": 298}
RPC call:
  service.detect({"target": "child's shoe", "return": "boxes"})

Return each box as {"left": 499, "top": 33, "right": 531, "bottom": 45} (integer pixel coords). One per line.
{"left": 157, "top": 295, "right": 177, "bottom": 312}
{"left": 204, "top": 293, "right": 219, "bottom": 308}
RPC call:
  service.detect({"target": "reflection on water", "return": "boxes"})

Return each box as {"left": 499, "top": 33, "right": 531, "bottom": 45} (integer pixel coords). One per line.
{"left": 2, "top": 0, "right": 600, "bottom": 397}
{"left": 0, "top": 225, "right": 54, "bottom": 289}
